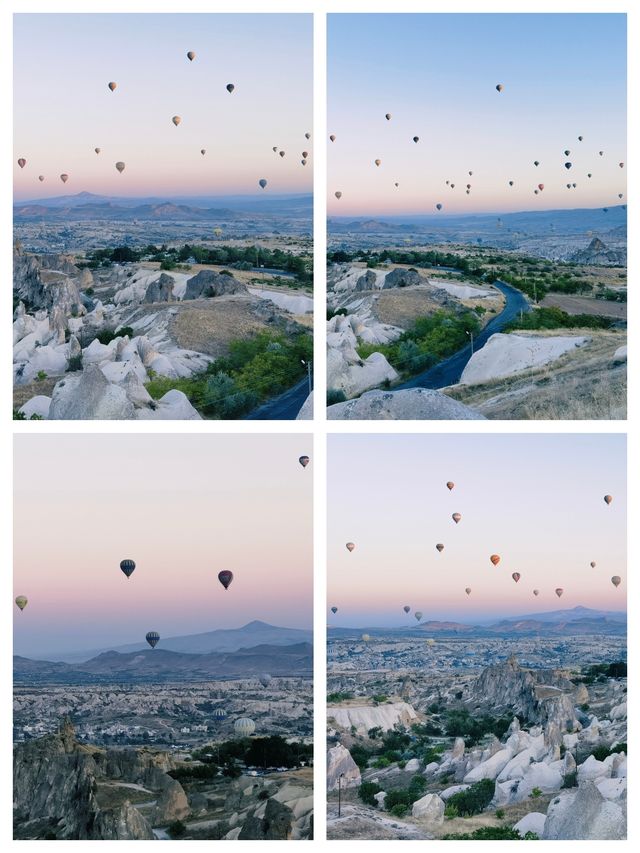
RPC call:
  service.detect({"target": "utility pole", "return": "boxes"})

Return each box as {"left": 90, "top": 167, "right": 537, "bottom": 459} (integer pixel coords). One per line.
{"left": 301, "top": 360, "right": 312, "bottom": 396}
{"left": 466, "top": 330, "right": 474, "bottom": 355}
{"left": 338, "top": 772, "right": 345, "bottom": 817}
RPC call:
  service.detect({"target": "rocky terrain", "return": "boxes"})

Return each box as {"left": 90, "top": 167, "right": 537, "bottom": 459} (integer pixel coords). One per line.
{"left": 327, "top": 654, "right": 626, "bottom": 840}
{"left": 13, "top": 250, "right": 311, "bottom": 419}
{"left": 14, "top": 719, "right": 312, "bottom": 840}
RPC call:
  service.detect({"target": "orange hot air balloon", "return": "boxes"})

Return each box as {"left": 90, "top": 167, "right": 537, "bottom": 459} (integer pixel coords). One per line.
{"left": 490, "top": 555, "right": 500, "bottom": 566}
{"left": 436, "top": 543, "right": 444, "bottom": 553}
{"left": 172, "top": 116, "right": 181, "bottom": 126}
{"left": 611, "top": 576, "right": 621, "bottom": 587}
{"left": 187, "top": 51, "right": 196, "bottom": 61}
{"left": 555, "top": 588, "right": 564, "bottom": 598}
{"left": 346, "top": 542, "right": 355, "bottom": 552}
{"left": 496, "top": 83, "right": 504, "bottom": 93}
{"left": 446, "top": 482, "right": 454, "bottom": 491}
{"left": 452, "top": 513, "right": 461, "bottom": 524}
{"left": 512, "top": 572, "right": 521, "bottom": 583}
{"left": 108, "top": 82, "right": 117, "bottom": 92}
{"left": 604, "top": 495, "right": 613, "bottom": 505}
{"left": 374, "top": 159, "right": 381, "bottom": 167}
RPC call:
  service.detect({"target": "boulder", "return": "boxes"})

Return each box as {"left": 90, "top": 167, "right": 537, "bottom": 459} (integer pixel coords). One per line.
{"left": 577, "top": 755, "right": 610, "bottom": 782}
{"left": 463, "top": 748, "right": 513, "bottom": 783}
{"left": 411, "top": 793, "right": 444, "bottom": 826}
{"left": 374, "top": 791, "right": 387, "bottom": 810}
{"left": 513, "top": 811, "right": 546, "bottom": 838}
{"left": 238, "top": 797, "right": 293, "bottom": 840}
{"left": 404, "top": 758, "right": 421, "bottom": 772}
{"left": 440, "top": 784, "right": 470, "bottom": 801}
{"left": 328, "top": 388, "right": 485, "bottom": 420}
{"left": 326, "top": 744, "right": 361, "bottom": 791}
{"left": 93, "top": 801, "right": 154, "bottom": 840}
{"left": 296, "top": 392, "right": 313, "bottom": 420}
{"left": 183, "top": 269, "right": 247, "bottom": 299}
{"left": 382, "top": 268, "right": 422, "bottom": 289}
{"left": 543, "top": 781, "right": 626, "bottom": 840}
{"left": 152, "top": 779, "right": 190, "bottom": 824}
{"left": 135, "top": 389, "right": 201, "bottom": 420}
{"left": 19, "top": 395, "right": 51, "bottom": 419}
{"left": 49, "top": 366, "right": 135, "bottom": 420}
{"left": 144, "top": 273, "right": 175, "bottom": 303}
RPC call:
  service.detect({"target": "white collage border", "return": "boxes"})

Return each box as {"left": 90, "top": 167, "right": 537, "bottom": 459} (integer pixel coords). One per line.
{"left": 1, "top": 0, "right": 636, "bottom": 849}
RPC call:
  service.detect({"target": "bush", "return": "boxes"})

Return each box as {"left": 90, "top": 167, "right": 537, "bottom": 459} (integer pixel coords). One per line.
{"left": 167, "top": 820, "right": 187, "bottom": 838}
{"left": 358, "top": 781, "right": 382, "bottom": 807}
{"left": 327, "top": 389, "right": 347, "bottom": 405}
{"left": 36, "top": 370, "right": 48, "bottom": 382}
{"left": 442, "top": 826, "right": 539, "bottom": 840}
{"left": 446, "top": 778, "right": 494, "bottom": 816}
{"left": 562, "top": 771, "right": 578, "bottom": 789}
{"left": 591, "top": 743, "right": 626, "bottom": 762}
{"left": 504, "top": 306, "right": 612, "bottom": 333}
{"left": 495, "top": 808, "right": 505, "bottom": 819}
{"left": 389, "top": 803, "right": 409, "bottom": 818}
{"left": 530, "top": 787, "right": 542, "bottom": 799}
{"left": 67, "top": 355, "right": 83, "bottom": 372}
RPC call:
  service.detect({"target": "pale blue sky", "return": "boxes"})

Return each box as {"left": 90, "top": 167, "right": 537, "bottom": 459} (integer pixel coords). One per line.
{"left": 328, "top": 14, "right": 626, "bottom": 215}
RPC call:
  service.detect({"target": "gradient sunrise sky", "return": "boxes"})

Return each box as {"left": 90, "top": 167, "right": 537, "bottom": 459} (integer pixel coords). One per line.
{"left": 328, "top": 434, "right": 626, "bottom": 626}
{"left": 328, "top": 13, "right": 626, "bottom": 216}
{"left": 14, "top": 434, "right": 313, "bottom": 657}
{"left": 14, "top": 14, "right": 312, "bottom": 200}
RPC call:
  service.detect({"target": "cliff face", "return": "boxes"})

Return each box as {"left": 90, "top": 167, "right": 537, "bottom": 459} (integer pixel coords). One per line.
{"left": 13, "top": 719, "right": 154, "bottom": 840}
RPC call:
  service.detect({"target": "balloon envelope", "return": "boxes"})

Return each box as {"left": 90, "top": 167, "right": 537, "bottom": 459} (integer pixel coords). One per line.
{"left": 298, "top": 455, "right": 310, "bottom": 468}
{"left": 512, "top": 572, "right": 521, "bottom": 583}
{"left": 604, "top": 495, "right": 613, "bottom": 505}
{"left": 346, "top": 542, "right": 355, "bottom": 552}
{"left": 436, "top": 543, "right": 444, "bottom": 553}
{"left": 145, "top": 631, "right": 160, "bottom": 649}
{"left": 18, "top": 158, "right": 26, "bottom": 169}
{"left": 490, "top": 554, "right": 500, "bottom": 566}
{"left": 226, "top": 83, "right": 235, "bottom": 94}
{"left": 403, "top": 605, "right": 411, "bottom": 614}
{"left": 187, "top": 51, "right": 196, "bottom": 61}
{"left": 258, "top": 179, "right": 267, "bottom": 189}
{"left": 452, "top": 513, "right": 461, "bottom": 523}
{"left": 465, "top": 587, "right": 471, "bottom": 595}
{"left": 331, "top": 606, "right": 338, "bottom": 614}
{"left": 15, "top": 596, "right": 28, "bottom": 611}
{"left": 555, "top": 588, "right": 563, "bottom": 598}
{"left": 115, "top": 161, "right": 125, "bottom": 173}
{"left": 611, "top": 576, "right": 621, "bottom": 587}
{"left": 218, "top": 570, "right": 234, "bottom": 590}
{"left": 172, "top": 116, "right": 181, "bottom": 126}
{"left": 120, "top": 559, "right": 135, "bottom": 578}
{"left": 60, "top": 174, "right": 69, "bottom": 183}
{"left": 108, "top": 82, "right": 117, "bottom": 92}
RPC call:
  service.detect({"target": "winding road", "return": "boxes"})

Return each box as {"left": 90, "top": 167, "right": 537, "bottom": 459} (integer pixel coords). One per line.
{"left": 245, "top": 376, "right": 311, "bottom": 420}
{"left": 396, "top": 280, "right": 530, "bottom": 390}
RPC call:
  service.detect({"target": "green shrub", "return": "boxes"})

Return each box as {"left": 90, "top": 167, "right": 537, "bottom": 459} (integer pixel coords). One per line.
{"left": 442, "top": 826, "right": 539, "bottom": 840}
{"left": 36, "top": 370, "right": 48, "bottom": 382}
{"left": 358, "top": 781, "right": 382, "bottom": 807}
{"left": 495, "top": 808, "right": 505, "bottom": 819}
{"left": 562, "top": 771, "right": 578, "bottom": 789}
{"left": 530, "top": 787, "right": 542, "bottom": 799}
{"left": 389, "top": 803, "right": 409, "bottom": 818}
{"left": 327, "top": 389, "right": 347, "bottom": 405}
{"left": 167, "top": 820, "right": 187, "bottom": 838}
{"left": 67, "top": 355, "right": 83, "bottom": 372}
{"left": 446, "top": 778, "right": 495, "bottom": 816}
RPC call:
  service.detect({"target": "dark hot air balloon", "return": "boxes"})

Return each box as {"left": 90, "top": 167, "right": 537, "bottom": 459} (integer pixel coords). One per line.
{"left": 218, "top": 570, "right": 234, "bottom": 590}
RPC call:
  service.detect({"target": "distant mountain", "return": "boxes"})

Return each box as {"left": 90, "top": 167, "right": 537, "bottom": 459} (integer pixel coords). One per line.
{"left": 497, "top": 606, "right": 626, "bottom": 624}
{"left": 14, "top": 640, "right": 312, "bottom": 684}
{"left": 44, "top": 620, "right": 312, "bottom": 664}
{"left": 13, "top": 191, "right": 312, "bottom": 218}
{"left": 412, "top": 620, "right": 475, "bottom": 633}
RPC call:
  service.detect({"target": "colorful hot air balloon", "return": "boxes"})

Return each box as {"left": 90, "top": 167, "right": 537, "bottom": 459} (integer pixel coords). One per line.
{"left": 298, "top": 455, "right": 310, "bottom": 468}
{"left": 108, "top": 81, "right": 117, "bottom": 92}
{"left": 15, "top": 596, "right": 28, "bottom": 611}
{"left": 555, "top": 588, "right": 564, "bottom": 598}
{"left": 146, "top": 631, "right": 160, "bottom": 649}
{"left": 120, "top": 559, "right": 136, "bottom": 578}
{"left": 17, "top": 158, "right": 26, "bottom": 169}
{"left": 218, "top": 570, "right": 234, "bottom": 590}
{"left": 436, "top": 543, "right": 444, "bottom": 553}
{"left": 403, "top": 605, "right": 411, "bottom": 614}
{"left": 604, "top": 495, "right": 613, "bottom": 505}
{"left": 611, "top": 576, "right": 621, "bottom": 587}
{"left": 538, "top": 184, "right": 545, "bottom": 191}
{"left": 234, "top": 717, "right": 255, "bottom": 735}
{"left": 226, "top": 83, "right": 235, "bottom": 94}
{"left": 496, "top": 83, "right": 504, "bottom": 93}
{"left": 346, "top": 542, "right": 355, "bottom": 552}
{"left": 452, "top": 513, "right": 461, "bottom": 524}
{"left": 374, "top": 159, "right": 381, "bottom": 167}
{"left": 172, "top": 116, "right": 181, "bottom": 126}
{"left": 60, "top": 174, "right": 69, "bottom": 183}
{"left": 334, "top": 191, "right": 342, "bottom": 199}
{"left": 331, "top": 606, "right": 338, "bottom": 614}
{"left": 187, "top": 51, "right": 196, "bottom": 61}
{"left": 115, "top": 161, "right": 125, "bottom": 173}
{"left": 490, "top": 554, "right": 501, "bottom": 566}
{"left": 512, "top": 572, "right": 521, "bottom": 583}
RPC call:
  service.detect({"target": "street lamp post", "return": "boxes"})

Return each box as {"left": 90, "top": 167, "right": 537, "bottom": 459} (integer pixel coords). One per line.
{"left": 338, "top": 772, "right": 345, "bottom": 817}
{"left": 466, "top": 330, "right": 474, "bottom": 355}
{"left": 301, "top": 360, "right": 312, "bottom": 396}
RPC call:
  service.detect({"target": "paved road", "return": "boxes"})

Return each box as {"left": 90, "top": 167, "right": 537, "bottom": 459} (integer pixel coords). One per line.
{"left": 245, "top": 376, "right": 310, "bottom": 420}
{"left": 396, "top": 280, "right": 530, "bottom": 390}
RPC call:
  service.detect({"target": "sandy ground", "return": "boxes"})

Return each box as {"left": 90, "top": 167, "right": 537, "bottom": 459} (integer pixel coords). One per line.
{"left": 372, "top": 287, "right": 504, "bottom": 331}
{"left": 540, "top": 293, "right": 627, "bottom": 320}
{"left": 13, "top": 376, "right": 59, "bottom": 411}
{"left": 169, "top": 297, "right": 275, "bottom": 358}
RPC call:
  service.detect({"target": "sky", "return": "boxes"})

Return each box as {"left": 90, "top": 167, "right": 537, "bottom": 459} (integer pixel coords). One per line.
{"left": 14, "top": 434, "right": 313, "bottom": 657}
{"left": 328, "top": 434, "right": 626, "bottom": 626}
{"left": 327, "top": 13, "right": 626, "bottom": 216}
{"left": 13, "top": 14, "right": 312, "bottom": 200}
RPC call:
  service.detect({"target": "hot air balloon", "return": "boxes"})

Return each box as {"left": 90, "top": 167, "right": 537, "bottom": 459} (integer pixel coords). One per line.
{"left": 496, "top": 83, "right": 504, "bottom": 93}
{"left": 213, "top": 708, "right": 227, "bottom": 719}
{"left": 490, "top": 554, "right": 500, "bottom": 566}
{"left": 258, "top": 179, "right": 267, "bottom": 189}
{"left": 218, "top": 570, "right": 234, "bottom": 590}
{"left": 564, "top": 162, "right": 572, "bottom": 170}
{"left": 259, "top": 673, "right": 272, "bottom": 687}
{"left": 618, "top": 193, "right": 623, "bottom": 199}
{"left": 146, "top": 631, "right": 160, "bottom": 649}
{"left": 426, "top": 638, "right": 435, "bottom": 646}
{"left": 611, "top": 576, "right": 621, "bottom": 588}
{"left": 414, "top": 611, "right": 423, "bottom": 621}
{"left": 329, "top": 134, "right": 336, "bottom": 142}
{"left": 465, "top": 588, "right": 471, "bottom": 596}
{"left": 533, "top": 589, "right": 540, "bottom": 596}
{"left": 394, "top": 182, "right": 399, "bottom": 187}
{"left": 374, "top": 159, "right": 381, "bottom": 167}
{"left": 299, "top": 455, "right": 310, "bottom": 468}
{"left": 619, "top": 162, "right": 624, "bottom": 169}
{"left": 15, "top": 596, "right": 28, "bottom": 611}
{"left": 508, "top": 180, "right": 514, "bottom": 186}
{"left": 172, "top": 116, "right": 181, "bottom": 126}
{"left": 452, "top": 512, "right": 461, "bottom": 524}
{"left": 403, "top": 605, "right": 411, "bottom": 614}
{"left": 385, "top": 113, "right": 392, "bottom": 120}
{"left": 60, "top": 174, "right": 69, "bottom": 183}
{"left": 412, "top": 136, "right": 419, "bottom": 143}
{"left": 538, "top": 184, "right": 544, "bottom": 191}
{"left": 272, "top": 146, "right": 278, "bottom": 152}
{"left": 331, "top": 606, "right": 338, "bottom": 614}
{"left": 512, "top": 572, "right": 521, "bottom": 583}
{"left": 17, "top": 158, "right": 26, "bottom": 169}
{"left": 436, "top": 543, "right": 444, "bottom": 553}
{"left": 436, "top": 203, "right": 443, "bottom": 211}
{"left": 234, "top": 717, "right": 255, "bottom": 735}
{"left": 108, "top": 82, "right": 117, "bottom": 92}
{"left": 226, "top": 83, "right": 235, "bottom": 94}
{"left": 115, "top": 161, "right": 125, "bottom": 173}
{"left": 305, "top": 132, "right": 311, "bottom": 140}
{"left": 120, "top": 559, "right": 136, "bottom": 579}
{"left": 201, "top": 149, "right": 206, "bottom": 155}
{"left": 334, "top": 191, "right": 342, "bottom": 199}
{"left": 277, "top": 150, "right": 284, "bottom": 158}
{"left": 555, "top": 588, "right": 564, "bottom": 598}
{"left": 599, "top": 151, "right": 604, "bottom": 156}
{"left": 346, "top": 542, "right": 355, "bottom": 552}
{"left": 564, "top": 150, "right": 571, "bottom": 157}
{"left": 469, "top": 171, "right": 473, "bottom": 176}
{"left": 604, "top": 495, "right": 613, "bottom": 505}
{"left": 578, "top": 136, "right": 583, "bottom": 141}
{"left": 534, "top": 160, "right": 540, "bottom": 167}
{"left": 187, "top": 51, "right": 196, "bottom": 61}
{"left": 38, "top": 175, "right": 44, "bottom": 182}
{"left": 302, "top": 151, "right": 309, "bottom": 159}
{"left": 94, "top": 147, "right": 101, "bottom": 154}
{"left": 446, "top": 482, "right": 454, "bottom": 491}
